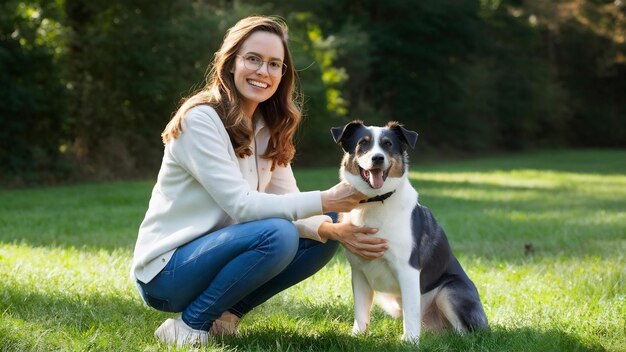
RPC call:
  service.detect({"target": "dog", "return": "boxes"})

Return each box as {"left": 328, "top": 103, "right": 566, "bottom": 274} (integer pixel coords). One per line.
{"left": 331, "top": 120, "right": 488, "bottom": 343}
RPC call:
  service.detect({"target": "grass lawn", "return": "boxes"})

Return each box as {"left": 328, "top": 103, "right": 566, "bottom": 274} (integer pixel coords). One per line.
{"left": 1, "top": 149, "right": 624, "bottom": 351}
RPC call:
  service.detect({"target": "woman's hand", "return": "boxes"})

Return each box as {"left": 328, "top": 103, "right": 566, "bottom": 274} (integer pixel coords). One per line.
{"left": 319, "top": 221, "right": 388, "bottom": 260}
{"left": 320, "top": 182, "right": 369, "bottom": 213}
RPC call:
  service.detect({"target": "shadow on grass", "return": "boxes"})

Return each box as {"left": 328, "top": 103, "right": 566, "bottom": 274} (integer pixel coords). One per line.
{"left": 407, "top": 178, "right": 625, "bottom": 260}
{"left": 211, "top": 298, "right": 608, "bottom": 352}
{"left": 217, "top": 323, "right": 606, "bottom": 352}
{"left": 0, "top": 281, "right": 609, "bottom": 352}
{"left": 0, "top": 181, "right": 152, "bottom": 251}
{"left": 0, "top": 283, "right": 161, "bottom": 351}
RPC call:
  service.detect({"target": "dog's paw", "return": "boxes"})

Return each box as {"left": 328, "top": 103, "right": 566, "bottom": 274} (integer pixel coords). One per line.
{"left": 401, "top": 332, "right": 420, "bottom": 344}
{"left": 351, "top": 322, "right": 369, "bottom": 337}
{"left": 351, "top": 328, "right": 366, "bottom": 337}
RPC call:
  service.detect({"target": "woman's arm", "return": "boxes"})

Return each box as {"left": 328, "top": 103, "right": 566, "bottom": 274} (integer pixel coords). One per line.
{"left": 266, "top": 162, "right": 367, "bottom": 213}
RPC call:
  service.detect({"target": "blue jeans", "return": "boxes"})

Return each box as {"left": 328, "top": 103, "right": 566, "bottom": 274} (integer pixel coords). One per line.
{"left": 136, "top": 217, "right": 338, "bottom": 331}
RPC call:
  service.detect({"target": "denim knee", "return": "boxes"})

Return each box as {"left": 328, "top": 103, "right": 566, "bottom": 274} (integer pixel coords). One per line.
{"left": 261, "top": 218, "right": 299, "bottom": 256}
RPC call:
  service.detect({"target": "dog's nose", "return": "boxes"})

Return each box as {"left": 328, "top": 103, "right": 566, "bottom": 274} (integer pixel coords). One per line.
{"left": 372, "top": 154, "right": 385, "bottom": 164}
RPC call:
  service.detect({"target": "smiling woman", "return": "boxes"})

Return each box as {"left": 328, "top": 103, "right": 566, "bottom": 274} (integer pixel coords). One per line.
{"left": 129, "top": 15, "right": 385, "bottom": 347}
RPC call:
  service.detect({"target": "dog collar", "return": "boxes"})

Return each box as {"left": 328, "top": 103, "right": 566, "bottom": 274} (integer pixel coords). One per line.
{"left": 361, "top": 191, "right": 395, "bottom": 203}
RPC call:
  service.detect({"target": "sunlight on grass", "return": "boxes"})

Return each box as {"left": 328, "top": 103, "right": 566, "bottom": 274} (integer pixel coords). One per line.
{"left": 410, "top": 170, "right": 564, "bottom": 189}
{"left": 1, "top": 150, "right": 625, "bottom": 351}
{"left": 0, "top": 244, "right": 131, "bottom": 296}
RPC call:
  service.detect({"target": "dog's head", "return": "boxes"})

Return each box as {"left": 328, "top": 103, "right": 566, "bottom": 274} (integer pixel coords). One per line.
{"left": 331, "top": 120, "right": 418, "bottom": 196}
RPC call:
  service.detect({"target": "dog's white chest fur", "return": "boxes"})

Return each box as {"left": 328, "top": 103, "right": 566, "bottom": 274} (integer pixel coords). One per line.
{"left": 343, "top": 180, "right": 418, "bottom": 294}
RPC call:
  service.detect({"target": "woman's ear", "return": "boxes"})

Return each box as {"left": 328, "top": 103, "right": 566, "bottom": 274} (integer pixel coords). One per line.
{"left": 229, "top": 58, "right": 235, "bottom": 74}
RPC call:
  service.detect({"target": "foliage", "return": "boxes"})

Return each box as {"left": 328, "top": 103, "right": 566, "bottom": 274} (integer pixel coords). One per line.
{"left": 0, "top": 0, "right": 69, "bottom": 185}
{"left": 61, "top": 0, "right": 225, "bottom": 179}
{"left": 1, "top": 0, "right": 626, "bottom": 184}
{"left": 1, "top": 150, "right": 625, "bottom": 351}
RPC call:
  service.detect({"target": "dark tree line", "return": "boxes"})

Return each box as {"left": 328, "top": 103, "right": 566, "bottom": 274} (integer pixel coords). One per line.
{"left": 2, "top": 0, "right": 625, "bottom": 185}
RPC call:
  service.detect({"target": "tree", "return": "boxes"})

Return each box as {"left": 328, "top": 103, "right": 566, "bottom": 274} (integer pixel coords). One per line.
{"left": 0, "top": 0, "right": 69, "bottom": 185}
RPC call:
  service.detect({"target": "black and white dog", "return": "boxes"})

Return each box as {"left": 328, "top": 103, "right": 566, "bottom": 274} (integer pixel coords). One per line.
{"left": 331, "top": 120, "right": 488, "bottom": 343}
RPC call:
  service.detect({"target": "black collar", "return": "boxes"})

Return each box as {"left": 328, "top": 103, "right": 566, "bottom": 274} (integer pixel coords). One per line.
{"left": 361, "top": 191, "right": 395, "bottom": 204}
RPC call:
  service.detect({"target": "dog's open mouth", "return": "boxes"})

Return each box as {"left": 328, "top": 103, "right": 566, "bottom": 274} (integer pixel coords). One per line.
{"left": 360, "top": 167, "right": 389, "bottom": 189}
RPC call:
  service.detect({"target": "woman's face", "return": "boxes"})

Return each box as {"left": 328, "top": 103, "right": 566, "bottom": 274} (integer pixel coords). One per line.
{"left": 232, "top": 31, "right": 285, "bottom": 118}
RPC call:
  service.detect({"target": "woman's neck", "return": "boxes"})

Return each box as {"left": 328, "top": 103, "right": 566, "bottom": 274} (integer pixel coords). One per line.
{"left": 241, "top": 101, "right": 258, "bottom": 120}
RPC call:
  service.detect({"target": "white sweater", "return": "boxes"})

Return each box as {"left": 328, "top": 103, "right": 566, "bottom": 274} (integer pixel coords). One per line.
{"left": 131, "top": 105, "right": 330, "bottom": 283}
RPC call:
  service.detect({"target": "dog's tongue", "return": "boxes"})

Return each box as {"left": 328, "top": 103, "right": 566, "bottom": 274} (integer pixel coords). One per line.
{"left": 369, "top": 169, "right": 384, "bottom": 189}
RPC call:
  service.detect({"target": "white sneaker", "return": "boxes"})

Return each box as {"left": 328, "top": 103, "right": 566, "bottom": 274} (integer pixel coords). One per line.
{"left": 154, "top": 317, "right": 209, "bottom": 347}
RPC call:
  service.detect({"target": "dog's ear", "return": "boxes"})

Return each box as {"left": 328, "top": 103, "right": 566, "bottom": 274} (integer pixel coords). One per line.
{"left": 387, "top": 121, "right": 418, "bottom": 149}
{"left": 331, "top": 120, "right": 364, "bottom": 145}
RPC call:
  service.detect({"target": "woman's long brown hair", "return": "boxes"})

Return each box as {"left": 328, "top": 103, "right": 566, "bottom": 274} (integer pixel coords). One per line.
{"left": 161, "top": 16, "right": 301, "bottom": 169}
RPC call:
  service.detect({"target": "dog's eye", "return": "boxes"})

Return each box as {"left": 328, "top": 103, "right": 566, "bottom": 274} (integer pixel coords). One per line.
{"left": 358, "top": 139, "right": 369, "bottom": 146}
{"left": 383, "top": 140, "right": 393, "bottom": 147}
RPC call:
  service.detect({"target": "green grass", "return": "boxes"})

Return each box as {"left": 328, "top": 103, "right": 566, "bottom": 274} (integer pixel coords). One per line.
{"left": 1, "top": 149, "right": 624, "bottom": 351}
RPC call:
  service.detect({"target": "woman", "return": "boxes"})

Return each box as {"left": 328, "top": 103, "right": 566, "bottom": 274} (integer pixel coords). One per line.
{"left": 131, "top": 16, "right": 388, "bottom": 347}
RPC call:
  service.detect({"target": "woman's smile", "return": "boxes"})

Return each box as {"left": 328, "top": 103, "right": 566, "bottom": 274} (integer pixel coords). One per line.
{"left": 247, "top": 79, "right": 269, "bottom": 89}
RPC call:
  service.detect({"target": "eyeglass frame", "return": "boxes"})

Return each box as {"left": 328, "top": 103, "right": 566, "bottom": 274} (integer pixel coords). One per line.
{"left": 236, "top": 54, "right": 288, "bottom": 77}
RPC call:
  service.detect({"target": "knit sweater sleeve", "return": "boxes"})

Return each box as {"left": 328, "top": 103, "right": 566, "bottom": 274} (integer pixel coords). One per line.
{"left": 170, "top": 106, "right": 322, "bottom": 222}
{"left": 266, "top": 163, "right": 331, "bottom": 243}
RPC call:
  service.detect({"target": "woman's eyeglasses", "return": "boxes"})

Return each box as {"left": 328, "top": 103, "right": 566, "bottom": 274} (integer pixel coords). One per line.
{"left": 237, "top": 54, "right": 287, "bottom": 77}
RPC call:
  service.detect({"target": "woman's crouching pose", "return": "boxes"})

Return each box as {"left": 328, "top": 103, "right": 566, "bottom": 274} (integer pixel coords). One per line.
{"left": 130, "top": 16, "right": 387, "bottom": 347}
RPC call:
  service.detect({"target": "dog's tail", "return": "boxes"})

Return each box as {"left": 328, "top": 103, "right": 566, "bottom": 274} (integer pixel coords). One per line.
{"left": 375, "top": 293, "right": 402, "bottom": 318}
